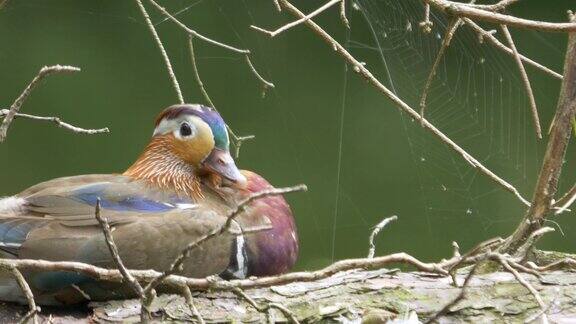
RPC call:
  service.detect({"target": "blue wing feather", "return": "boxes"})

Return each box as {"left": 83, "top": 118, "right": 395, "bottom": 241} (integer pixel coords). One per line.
{"left": 69, "top": 183, "right": 188, "bottom": 212}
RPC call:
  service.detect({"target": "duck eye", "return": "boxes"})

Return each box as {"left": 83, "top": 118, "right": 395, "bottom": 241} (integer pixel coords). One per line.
{"left": 180, "top": 123, "right": 193, "bottom": 137}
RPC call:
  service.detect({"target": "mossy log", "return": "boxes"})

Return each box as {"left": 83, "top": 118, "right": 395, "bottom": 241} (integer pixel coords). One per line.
{"left": 2, "top": 265, "right": 576, "bottom": 323}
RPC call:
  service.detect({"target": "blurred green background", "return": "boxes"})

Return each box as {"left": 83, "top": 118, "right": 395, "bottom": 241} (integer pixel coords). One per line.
{"left": 0, "top": 0, "right": 574, "bottom": 270}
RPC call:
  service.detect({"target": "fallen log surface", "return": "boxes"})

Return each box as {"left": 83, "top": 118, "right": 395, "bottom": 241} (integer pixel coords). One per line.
{"left": 2, "top": 267, "right": 576, "bottom": 323}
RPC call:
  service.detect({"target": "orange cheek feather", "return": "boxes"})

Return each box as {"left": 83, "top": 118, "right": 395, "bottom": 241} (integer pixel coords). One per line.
{"left": 173, "top": 136, "right": 214, "bottom": 166}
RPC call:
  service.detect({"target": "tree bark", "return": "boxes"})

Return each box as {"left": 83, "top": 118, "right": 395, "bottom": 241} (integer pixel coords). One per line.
{"left": 3, "top": 265, "right": 576, "bottom": 323}
{"left": 503, "top": 16, "right": 576, "bottom": 254}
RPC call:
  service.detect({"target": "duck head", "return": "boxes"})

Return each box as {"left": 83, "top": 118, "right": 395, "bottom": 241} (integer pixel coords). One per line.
{"left": 124, "top": 104, "right": 245, "bottom": 198}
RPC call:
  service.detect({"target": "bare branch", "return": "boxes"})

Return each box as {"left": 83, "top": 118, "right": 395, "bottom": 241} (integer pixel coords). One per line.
{"left": 244, "top": 55, "right": 275, "bottom": 90}
{"left": 340, "top": 0, "right": 349, "bottom": 29}
{"left": 425, "top": 263, "right": 480, "bottom": 324}
{"left": 94, "top": 199, "right": 151, "bottom": 322}
{"left": 135, "top": 0, "right": 184, "bottom": 104}
{"left": 147, "top": 0, "right": 276, "bottom": 93}
{"left": 492, "top": 254, "right": 547, "bottom": 317}
{"left": 273, "top": 0, "right": 282, "bottom": 12}
{"left": 503, "top": 20, "right": 576, "bottom": 253}
{"left": 181, "top": 285, "right": 205, "bottom": 324}
{"left": 250, "top": 0, "right": 341, "bottom": 37}
{"left": 447, "top": 237, "right": 504, "bottom": 283}
{"left": 94, "top": 199, "right": 143, "bottom": 296}
{"left": 0, "top": 109, "right": 109, "bottom": 135}
{"left": 451, "top": 241, "right": 461, "bottom": 259}
{"left": 147, "top": 0, "right": 249, "bottom": 54}
{"left": 527, "top": 258, "right": 576, "bottom": 272}
{"left": 420, "top": 18, "right": 462, "bottom": 119}
{"left": 367, "top": 215, "right": 398, "bottom": 258}
{"left": 463, "top": 18, "right": 562, "bottom": 80}
{"left": 230, "top": 132, "right": 256, "bottom": 158}
{"left": 271, "top": 0, "right": 531, "bottom": 207}
{"left": 10, "top": 267, "right": 39, "bottom": 324}
{"left": 469, "top": 0, "right": 520, "bottom": 12}
{"left": 0, "top": 65, "right": 80, "bottom": 142}
{"left": 0, "top": 251, "right": 452, "bottom": 294}
{"left": 554, "top": 183, "right": 576, "bottom": 215}
{"left": 428, "top": 0, "right": 576, "bottom": 32}
{"left": 500, "top": 24, "right": 542, "bottom": 138}
{"left": 419, "top": 3, "right": 433, "bottom": 34}
{"left": 188, "top": 37, "right": 215, "bottom": 109}
{"left": 146, "top": 0, "right": 274, "bottom": 153}
{"left": 233, "top": 288, "right": 300, "bottom": 323}
{"left": 187, "top": 36, "right": 257, "bottom": 158}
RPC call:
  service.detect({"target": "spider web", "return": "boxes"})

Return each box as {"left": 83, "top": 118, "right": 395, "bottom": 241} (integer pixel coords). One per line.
{"left": 332, "top": 0, "right": 559, "bottom": 256}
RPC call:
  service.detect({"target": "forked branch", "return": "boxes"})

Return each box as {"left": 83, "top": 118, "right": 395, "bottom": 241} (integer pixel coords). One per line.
{"left": 463, "top": 18, "right": 562, "bottom": 80}
{"left": 147, "top": 0, "right": 274, "bottom": 91}
{"left": 135, "top": 0, "right": 184, "bottom": 104}
{"left": 420, "top": 18, "right": 462, "bottom": 119}
{"left": 0, "top": 65, "right": 86, "bottom": 142}
{"left": 427, "top": 0, "right": 576, "bottom": 32}
{"left": 0, "top": 110, "right": 109, "bottom": 136}
{"left": 256, "top": 0, "right": 531, "bottom": 207}
{"left": 250, "top": 0, "right": 341, "bottom": 37}
{"left": 503, "top": 18, "right": 576, "bottom": 254}
{"left": 500, "top": 24, "right": 542, "bottom": 138}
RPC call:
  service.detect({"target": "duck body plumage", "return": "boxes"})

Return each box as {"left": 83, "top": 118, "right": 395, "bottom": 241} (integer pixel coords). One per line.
{"left": 0, "top": 171, "right": 298, "bottom": 304}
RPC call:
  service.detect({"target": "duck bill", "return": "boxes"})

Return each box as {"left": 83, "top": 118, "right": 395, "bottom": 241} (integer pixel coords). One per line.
{"left": 202, "top": 149, "right": 247, "bottom": 188}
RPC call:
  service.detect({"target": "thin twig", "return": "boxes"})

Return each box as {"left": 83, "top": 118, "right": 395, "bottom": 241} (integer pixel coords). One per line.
{"left": 0, "top": 65, "right": 80, "bottom": 142}
{"left": 273, "top": 0, "right": 282, "bottom": 12}
{"left": 527, "top": 258, "right": 576, "bottom": 272}
{"left": 93, "top": 199, "right": 150, "bottom": 322}
{"left": 230, "top": 133, "right": 256, "bottom": 158}
{"left": 340, "top": 0, "right": 349, "bottom": 29}
{"left": 367, "top": 215, "right": 398, "bottom": 258}
{"left": 148, "top": 0, "right": 276, "bottom": 92}
{"left": 500, "top": 24, "right": 542, "bottom": 138}
{"left": 0, "top": 109, "right": 109, "bottom": 135}
{"left": 94, "top": 199, "right": 144, "bottom": 296}
{"left": 146, "top": 0, "right": 272, "bottom": 156}
{"left": 503, "top": 19, "right": 576, "bottom": 253}
{"left": 425, "top": 263, "right": 479, "bottom": 324}
{"left": 188, "top": 37, "right": 215, "bottom": 108}
{"left": 492, "top": 254, "right": 547, "bottom": 318}
{"left": 420, "top": 18, "right": 461, "bottom": 119}
{"left": 447, "top": 237, "right": 504, "bottom": 284}
{"left": 554, "top": 183, "right": 576, "bottom": 215}
{"left": 11, "top": 267, "right": 39, "bottom": 324}
{"left": 451, "top": 241, "right": 461, "bottom": 259}
{"left": 181, "top": 285, "right": 205, "bottom": 324}
{"left": 515, "top": 227, "right": 555, "bottom": 261}
{"left": 135, "top": 0, "right": 184, "bottom": 104}
{"left": 187, "top": 36, "right": 256, "bottom": 157}
{"left": 245, "top": 55, "right": 275, "bottom": 91}
{"left": 273, "top": 0, "right": 531, "bottom": 207}
{"left": 524, "top": 302, "right": 554, "bottom": 324}
{"left": 148, "top": 0, "right": 249, "bottom": 54}
{"left": 469, "top": 0, "right": 520, "bottom": 12}
{"left": 419, "top": 3, "right": 433, "bottom": 33}
{"left": 463, "top": 19, "right": 562, "bottom": 80}
{"left": 233, "top": 288, "right": 300, "bottom": 323}
{"left": 427, "top": 0, "right": 576, "bottom": 32}
{"left": 250, "top": 0, "right": 341, "bottom": 37}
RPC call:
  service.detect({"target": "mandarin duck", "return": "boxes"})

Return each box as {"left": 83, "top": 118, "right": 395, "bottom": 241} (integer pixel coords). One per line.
{"left": 0, "top": 104, "right": 298, "bottom": 305}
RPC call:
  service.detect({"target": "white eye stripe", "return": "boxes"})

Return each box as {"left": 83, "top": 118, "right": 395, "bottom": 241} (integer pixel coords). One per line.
{"left": 153, "top": 116, "right": 201, "bottom": 138}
